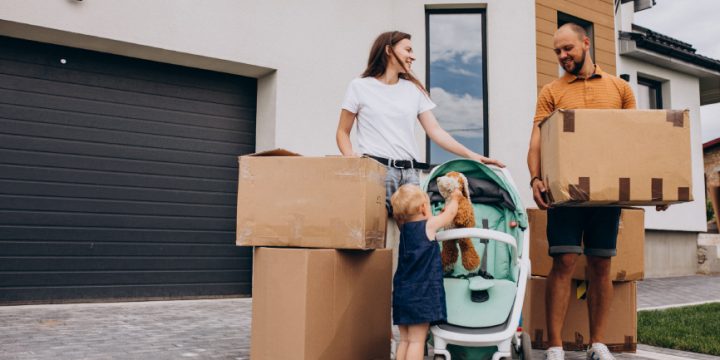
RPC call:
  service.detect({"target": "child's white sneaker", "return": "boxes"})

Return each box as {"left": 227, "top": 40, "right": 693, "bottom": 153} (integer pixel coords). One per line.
{"left": 545, "top": 346, "right": 565, "bottom": 360}
{"left": 586, "top": 343, "right": 616, "bottom": 360}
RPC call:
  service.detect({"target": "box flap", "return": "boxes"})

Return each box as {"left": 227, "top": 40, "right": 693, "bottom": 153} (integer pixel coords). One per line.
{"left": 246, "top": 148, "right": 302, "bottom": 157}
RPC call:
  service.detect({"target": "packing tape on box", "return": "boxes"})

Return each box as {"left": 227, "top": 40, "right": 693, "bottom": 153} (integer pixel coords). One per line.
{"left": 563, "top": 109, "right": 575, "bottom": 132}
{"left": 568, "top": 177, "right": 590, "bottom": 202}
{"left": 666, "top": 110, "right": 685, "bottom": 127}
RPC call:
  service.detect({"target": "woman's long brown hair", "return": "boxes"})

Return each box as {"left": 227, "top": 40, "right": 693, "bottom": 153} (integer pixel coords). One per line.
{"left": 361, "top": 31, "right": 428, "bottom": 95}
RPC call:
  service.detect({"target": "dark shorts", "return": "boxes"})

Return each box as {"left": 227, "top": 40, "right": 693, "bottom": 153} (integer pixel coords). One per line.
{"left": 546, "top": 207, "right": 621, "bottom": 257}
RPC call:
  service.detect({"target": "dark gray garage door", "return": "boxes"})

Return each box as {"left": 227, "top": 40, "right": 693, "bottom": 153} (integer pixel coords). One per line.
{"left": 0, "top": 36, "right": 256, "bottom": 304}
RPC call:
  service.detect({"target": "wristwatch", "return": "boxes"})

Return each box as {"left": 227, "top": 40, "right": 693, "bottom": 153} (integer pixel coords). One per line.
{"left": 530, "top": 176, "right": 542, "bottom": 188}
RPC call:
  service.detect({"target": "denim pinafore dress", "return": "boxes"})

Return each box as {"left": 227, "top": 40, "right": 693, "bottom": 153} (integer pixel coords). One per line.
{"left": 392, "top": 220, "right": 447, "bottom": 325}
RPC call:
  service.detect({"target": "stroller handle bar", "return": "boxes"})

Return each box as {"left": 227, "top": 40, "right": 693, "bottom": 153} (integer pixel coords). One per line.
{"left": 435, "top": 228, "right": 517, "bottom": 251}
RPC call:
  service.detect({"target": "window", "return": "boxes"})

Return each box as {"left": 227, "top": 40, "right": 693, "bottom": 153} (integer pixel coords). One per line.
{"left": 637, "top": 77, "right": 663, "bottom": 109}
{"left": 426, "top": 9, "right": 488, "bottom": 165}
{"left": 557, "top": 12, "right": 595, "bottom": 75}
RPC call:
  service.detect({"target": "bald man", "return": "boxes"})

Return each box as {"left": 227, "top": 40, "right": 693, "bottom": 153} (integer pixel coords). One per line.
{"left": 527, "top": 23, "right": 637, "bottom": 360}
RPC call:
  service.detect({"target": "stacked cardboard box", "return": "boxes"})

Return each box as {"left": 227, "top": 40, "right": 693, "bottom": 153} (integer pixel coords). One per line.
{"left": 236, "top": 149, "right": 392, "bottom": 360}
{"left": 524, "top": 208, "right": 644, "bottom": 352}
{"left": 539, "top": 109, "right": 692, "bottom": 206}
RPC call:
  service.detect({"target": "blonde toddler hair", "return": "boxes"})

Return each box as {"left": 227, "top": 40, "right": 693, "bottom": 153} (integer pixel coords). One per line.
{"left": 390, "top": 184, "right": 429, "bottom": 222}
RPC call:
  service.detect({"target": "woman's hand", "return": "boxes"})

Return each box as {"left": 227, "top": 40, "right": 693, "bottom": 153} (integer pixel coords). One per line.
{"left": 469, "top": 153, "right": 505, "bottom": 167}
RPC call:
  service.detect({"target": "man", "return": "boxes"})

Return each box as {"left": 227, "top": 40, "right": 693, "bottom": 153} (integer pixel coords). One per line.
{"left": 527, "top": 23, "right": 662, "bottom": 360}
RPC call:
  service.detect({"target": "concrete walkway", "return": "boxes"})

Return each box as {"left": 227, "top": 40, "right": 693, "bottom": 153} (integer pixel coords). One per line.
{"left": 1, "top": 274, "right": 719, "bottom": 360}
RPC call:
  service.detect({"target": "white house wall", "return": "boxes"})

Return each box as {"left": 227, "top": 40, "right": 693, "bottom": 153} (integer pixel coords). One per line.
{"left": 0, "top": 0, "right": 539, "bottom": 210}
{"left": 617, "top": 56, "right": 707, "bottom": 232}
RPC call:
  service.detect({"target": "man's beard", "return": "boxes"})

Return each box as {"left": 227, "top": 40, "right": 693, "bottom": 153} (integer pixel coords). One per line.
{"left": 566, "top": 51, "right": 586, "bottom": 75}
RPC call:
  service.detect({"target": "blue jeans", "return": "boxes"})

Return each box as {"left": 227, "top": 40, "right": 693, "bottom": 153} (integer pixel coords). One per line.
{"left": 385, "top": 167, "right": 420, "bottom": 217}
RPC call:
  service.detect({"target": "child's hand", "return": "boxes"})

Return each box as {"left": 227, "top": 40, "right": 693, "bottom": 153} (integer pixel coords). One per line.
{"left": 451, "top": 189, "right": 463, "bottom": 200}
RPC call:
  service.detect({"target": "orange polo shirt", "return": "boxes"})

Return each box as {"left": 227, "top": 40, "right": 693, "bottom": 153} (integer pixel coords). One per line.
{"left": 533, "top": 65, "right": 636, "bottom": 124}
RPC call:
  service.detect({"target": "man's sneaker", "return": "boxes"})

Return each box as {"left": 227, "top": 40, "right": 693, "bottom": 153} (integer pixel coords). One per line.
{"left": 586, "top": 343, "right": 616, "bottom": 360}
{"left": 545, "top": 346, "right": 565, "bottom": 360}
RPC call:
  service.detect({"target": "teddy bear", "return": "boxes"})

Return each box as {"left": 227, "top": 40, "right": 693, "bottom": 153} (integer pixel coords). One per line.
{"left": 436, "top": 171, "right": 481, "bottom": 273}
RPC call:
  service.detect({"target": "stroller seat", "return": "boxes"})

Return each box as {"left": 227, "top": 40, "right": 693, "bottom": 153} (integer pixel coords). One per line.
{"left": 444, "top": 277, "right": 517, "bottom": 328}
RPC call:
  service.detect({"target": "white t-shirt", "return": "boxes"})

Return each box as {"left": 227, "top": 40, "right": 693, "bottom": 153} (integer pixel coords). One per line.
{"left": 341, "top": 77, "right": 436, "bottom": 161}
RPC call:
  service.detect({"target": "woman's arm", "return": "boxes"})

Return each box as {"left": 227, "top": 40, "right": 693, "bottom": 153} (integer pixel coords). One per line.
{"left": 418, "top": 111, "right": 504, "bottom": 167}
{"left": 336, "top": 109, "right": 359, "bottom": 156}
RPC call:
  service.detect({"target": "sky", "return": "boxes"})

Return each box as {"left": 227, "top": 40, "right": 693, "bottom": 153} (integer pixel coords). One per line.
{"left": 633, "top": 0, "right": 720, "bottom": 143}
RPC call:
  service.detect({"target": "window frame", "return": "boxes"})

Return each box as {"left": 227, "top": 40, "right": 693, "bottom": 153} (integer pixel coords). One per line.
{"left": 424, "top": 8, "right": 489, "bottom": 166}
{"left": 637, "top": 76, "right": 664, "bottom": 109}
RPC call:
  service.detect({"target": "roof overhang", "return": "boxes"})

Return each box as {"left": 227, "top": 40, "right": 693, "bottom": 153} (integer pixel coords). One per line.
{"left": 620, "top": 38, "right": 720, "bottom": 105}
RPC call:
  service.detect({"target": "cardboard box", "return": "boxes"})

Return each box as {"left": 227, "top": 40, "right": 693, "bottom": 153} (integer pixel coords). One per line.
{"left": 251, "top": 247, "right": 392, "bottom": 360}
{"left": 540, "top": 109, "right": 692, "bottom": 206}
{"left": 527, "top": 208, "right": 645, "bottom": 281}
{"left": 525, "top": 277, "right": 637, "bottom": 352}
{"left": 236, "top": 149, "right": 387, "bottom": 249}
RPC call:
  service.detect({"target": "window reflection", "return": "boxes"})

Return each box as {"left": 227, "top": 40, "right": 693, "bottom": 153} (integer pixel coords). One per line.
{"left": 427, "top": 11, "right": 486, "bottom": 164}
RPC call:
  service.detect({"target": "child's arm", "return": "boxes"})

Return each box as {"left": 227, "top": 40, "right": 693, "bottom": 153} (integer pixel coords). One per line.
{"left": 426, "top": 189, "right": 462, "bottom": 239}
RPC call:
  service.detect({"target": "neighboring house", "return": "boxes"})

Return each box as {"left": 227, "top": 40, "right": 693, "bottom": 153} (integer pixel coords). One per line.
{"left": 704, "top": 138, "right": 720, "bottom": 188}
{"left": 615, "top": 1, "right": 720, "bottom": 277}
{"left": 0, "top": 0, "right": 716, "bottom": 304}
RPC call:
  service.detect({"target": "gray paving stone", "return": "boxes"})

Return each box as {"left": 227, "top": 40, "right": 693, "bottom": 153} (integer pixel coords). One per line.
{"left": 1, "top": 276, "right": 720, "bottom": 359}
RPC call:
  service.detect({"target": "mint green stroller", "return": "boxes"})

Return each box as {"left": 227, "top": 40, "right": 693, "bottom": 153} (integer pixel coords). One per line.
{"left": 423, "top": 159, "right": 531, "bottom": 360}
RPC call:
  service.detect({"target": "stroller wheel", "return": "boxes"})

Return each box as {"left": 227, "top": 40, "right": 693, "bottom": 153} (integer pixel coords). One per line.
{"left": 521, "top": 332, "right": 532, "bottom": 359}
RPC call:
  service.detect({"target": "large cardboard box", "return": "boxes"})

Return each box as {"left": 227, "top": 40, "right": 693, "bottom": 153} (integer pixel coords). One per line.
{"left": 540, "top": 109, "right": 692, "bottom": 206}
{"left": 525, "top": 277, "right": 637, "bottom": 352}
{"left": 251, "top": 247, "right": 392, "bottom": 360}
{"left": 236, "top": 149, "right": 387, "bottom": 249}
{"left": 527, "top": 208, "right": 645, "bottom": 281}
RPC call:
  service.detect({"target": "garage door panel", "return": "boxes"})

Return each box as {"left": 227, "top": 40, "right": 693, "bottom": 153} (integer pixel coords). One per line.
{"left": 0, "top": 179, "right": 236, "bottom": 206}
{"left": 0, "top": 241, "right": 250, "bottom": 257}
{"left": 0, "top": 283, "right": 251, "bottom": 304}
{"left": 0, "top": 149, "right": 238, "bottom": 180}
{"left": 0, "top": 99, "right": 256, "bottom": 136}
{"left": 0, "top": 134, "right": 242, "bottom": 168}
{"left": 0, "top": 165, "right": 239, "bottom": 193}
{"left": 0, "top": 227, "right": 236, "bottom": 244}
{"left": 0, "top": 270, "right": 251, "bottom": 287}
{"left": 0, "top": 59, "right": 254, "bottom": 108}
{"left": 0, "top": 211, "right": 235, "bottom": 231}
{"left": 0, "top": 112, "right": 254, "bottom": 156}
{"left": 0, "top": 256, "right": 251, "bottom": 272}
{"left": 0, "top": 91, "right": 257, "bottom": 140}
{"left": 1, "top": 195, "right": 235, "bottom": 218}
{"left": 0, "top": 73, "right": 256, "bottom": 119}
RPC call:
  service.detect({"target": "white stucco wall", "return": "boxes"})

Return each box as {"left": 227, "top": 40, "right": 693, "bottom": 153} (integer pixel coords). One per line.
{"left": 0, "top": 0, "right": 539, "bottom": 209}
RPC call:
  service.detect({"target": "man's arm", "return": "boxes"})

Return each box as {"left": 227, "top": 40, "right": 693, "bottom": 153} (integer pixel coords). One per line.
{"left": 528, "top": 85, "right": 554, "bottom": 209}
{"left": 528, "top": 124, "right": 549, "bottom": 209}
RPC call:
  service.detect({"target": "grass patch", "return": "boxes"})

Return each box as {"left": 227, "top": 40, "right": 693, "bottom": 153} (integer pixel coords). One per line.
{"left": 638, "top": 302, "right": 720, "bottom": 356}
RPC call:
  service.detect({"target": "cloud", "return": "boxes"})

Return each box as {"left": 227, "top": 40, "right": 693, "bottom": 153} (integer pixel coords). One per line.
{"left": 429, "top": 14, "right": 484, "bottom": 64}
{"left": 446, "top": 66, "right": 481, "bottom": 77}
{"left": 430, "top": 87, "right": 484, "bottom": 138}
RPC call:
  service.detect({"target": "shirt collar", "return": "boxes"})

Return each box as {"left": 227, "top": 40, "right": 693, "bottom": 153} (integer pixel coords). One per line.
{"left": 563, "top": 64, "right": 603, "bottom": 83}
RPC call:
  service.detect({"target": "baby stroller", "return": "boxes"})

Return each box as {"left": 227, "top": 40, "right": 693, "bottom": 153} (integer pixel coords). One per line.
{"left": 423, "top": 159, "right": 532, "bottom": 360}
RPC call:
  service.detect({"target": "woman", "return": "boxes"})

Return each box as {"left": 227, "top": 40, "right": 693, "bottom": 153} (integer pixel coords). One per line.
{"left": 336, "top": 30, "right": 503, "bottom": 215}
